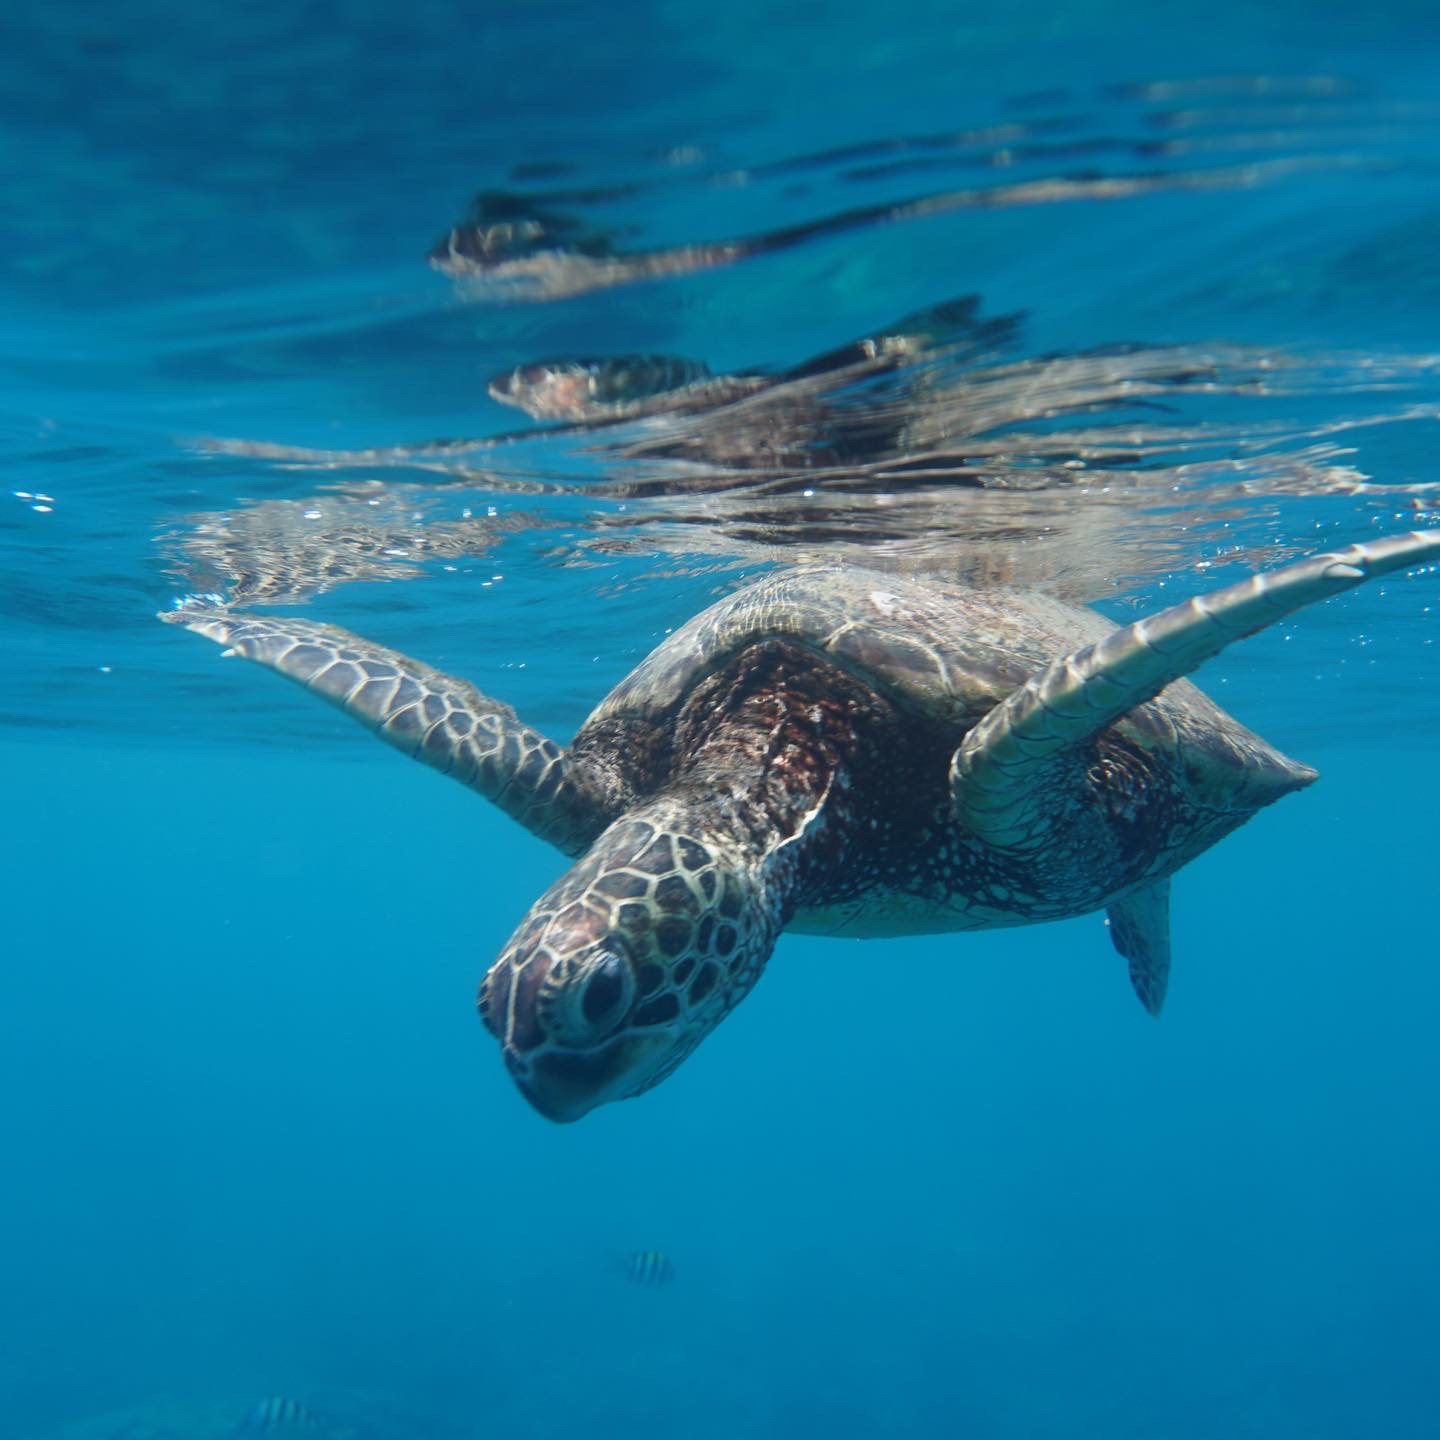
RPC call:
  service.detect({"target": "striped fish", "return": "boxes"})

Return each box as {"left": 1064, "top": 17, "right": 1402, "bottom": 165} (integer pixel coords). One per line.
{"left": 238, "top": 1396, "right": 318, "bottom": 1432}
{"left": 621, "top": 1249, "right": 675, "bottom": 1286}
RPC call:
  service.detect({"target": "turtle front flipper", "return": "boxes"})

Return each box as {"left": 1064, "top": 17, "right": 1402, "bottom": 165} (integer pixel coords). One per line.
{"left": 161, "top": 606, "right": 623, "bottom": 854}
{"left": 951, "top": 529, "right": 1440, "bottom": 851}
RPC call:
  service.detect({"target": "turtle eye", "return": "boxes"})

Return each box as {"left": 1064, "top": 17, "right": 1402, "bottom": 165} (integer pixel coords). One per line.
{"left": 569, "top": 949, "right": 634, "bottom": 1039}
{"left": 582, "top": 954, "right": 628, "bottom": 1024}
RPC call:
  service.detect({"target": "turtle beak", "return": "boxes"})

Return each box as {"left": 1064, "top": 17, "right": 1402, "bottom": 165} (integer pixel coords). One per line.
{"left": 504, "top": 1035, "right": 665, "bottom": 1123}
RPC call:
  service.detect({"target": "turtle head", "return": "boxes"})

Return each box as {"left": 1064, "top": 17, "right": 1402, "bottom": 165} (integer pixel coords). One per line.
{"left": 477, "top": 815, "right": 774, "bottom": 1122}
{"left": 487, "top": 360, "right": 597, "bottom": 421}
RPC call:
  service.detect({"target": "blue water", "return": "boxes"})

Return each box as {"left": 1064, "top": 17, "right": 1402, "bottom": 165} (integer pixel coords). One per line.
{"left": 5, "top": 3, "right": 1440, "bottom": 1437}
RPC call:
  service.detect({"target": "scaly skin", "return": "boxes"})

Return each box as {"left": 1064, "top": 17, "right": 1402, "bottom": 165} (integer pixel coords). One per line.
{"left": 953, "top": 530, "right": 1440, "bottom": 851}
{"left": 478, "top": 803, "right": 790, "bottom": 1122}
{"left": 159, "top": 607, "right": 626, "bottom": 855}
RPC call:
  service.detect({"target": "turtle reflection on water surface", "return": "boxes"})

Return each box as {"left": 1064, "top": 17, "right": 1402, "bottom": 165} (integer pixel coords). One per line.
{"left": 483, "top": 295, "right": 1020, "bottom": 470}
{"left": 164, "top": 531, "right": 1440, "bottom": 1122}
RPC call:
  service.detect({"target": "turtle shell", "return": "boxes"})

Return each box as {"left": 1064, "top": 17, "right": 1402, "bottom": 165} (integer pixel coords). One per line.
{"left": 581, "top": 566, "right": 1312, "bottom": 810}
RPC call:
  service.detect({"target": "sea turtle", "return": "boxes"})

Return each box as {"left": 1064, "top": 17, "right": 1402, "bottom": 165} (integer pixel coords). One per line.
{"left": 483, "top": 342, "right": 917, "bottom": 469}
{"left": 484, "top": 294, "right": 1015, "bottom": 434}
{"left": 429, "top": 161, "right": 1311, "bottom": 303}
{"left": 162, "top": 529, "right": 1439, "bottom": 1122}
{"left": 484, "top": 297, "right": 1022, "bottom": 472}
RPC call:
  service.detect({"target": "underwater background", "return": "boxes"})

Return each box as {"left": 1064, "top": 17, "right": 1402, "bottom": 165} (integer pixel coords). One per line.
{"left": 4, "top": 1, "right": 1440, "bottom": 1436}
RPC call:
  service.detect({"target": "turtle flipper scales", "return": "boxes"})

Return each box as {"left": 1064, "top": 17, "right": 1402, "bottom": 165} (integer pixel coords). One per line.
{"left": 160, "top": 606, "right": 620, "bottom": 854}
{"left": 952, "top": 529, "right": 1440, "bottom": 851}
{"left": 1107, "top": 879, "right": 1171, "bottom": 1016}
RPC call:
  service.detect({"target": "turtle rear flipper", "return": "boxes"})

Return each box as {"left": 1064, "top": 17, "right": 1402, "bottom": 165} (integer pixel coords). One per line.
{"left": 161, "top": 607, "right": 622, "bottom": 855}
{"left": 1107, "top": 879, "right": 1171, "bottom": 1016}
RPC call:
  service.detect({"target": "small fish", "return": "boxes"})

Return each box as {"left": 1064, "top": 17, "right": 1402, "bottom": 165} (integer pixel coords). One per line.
{"left": 238, "top": 1396, "right": 318, "bottom": 1432}
{"left": 620, "top": 1249, "right": 675, "bottom": 1286}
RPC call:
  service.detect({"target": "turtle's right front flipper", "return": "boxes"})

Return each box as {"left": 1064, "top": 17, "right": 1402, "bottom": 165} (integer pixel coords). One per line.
{"left": 161, "top": 606, "right": 622, "bottom": 855}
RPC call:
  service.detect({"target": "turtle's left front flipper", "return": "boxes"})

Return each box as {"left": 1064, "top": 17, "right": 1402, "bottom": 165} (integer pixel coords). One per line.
{"left": 952, "top": 529, "right": 1440, "bottom": 851}
{"left": 161, "top": 606, "right": 623, "bottom": 855}
{"left": 952, "top": 528, "right": 1440, "bottom": 1014}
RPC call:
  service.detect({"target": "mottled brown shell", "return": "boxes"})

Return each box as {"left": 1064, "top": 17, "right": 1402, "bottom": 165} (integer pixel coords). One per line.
{"left": 581, "top": 566, "right": 1305, "bottom": 807}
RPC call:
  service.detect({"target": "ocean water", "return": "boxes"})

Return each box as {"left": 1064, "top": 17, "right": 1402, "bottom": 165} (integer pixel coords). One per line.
{"left": 4, "top": 2, "right": 1440, "bottom": 1437}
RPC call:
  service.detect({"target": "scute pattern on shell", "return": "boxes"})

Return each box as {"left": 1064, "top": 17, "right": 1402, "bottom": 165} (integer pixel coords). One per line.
{"left": 581, "top": 566, "right": 1293, "bottom": 796}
